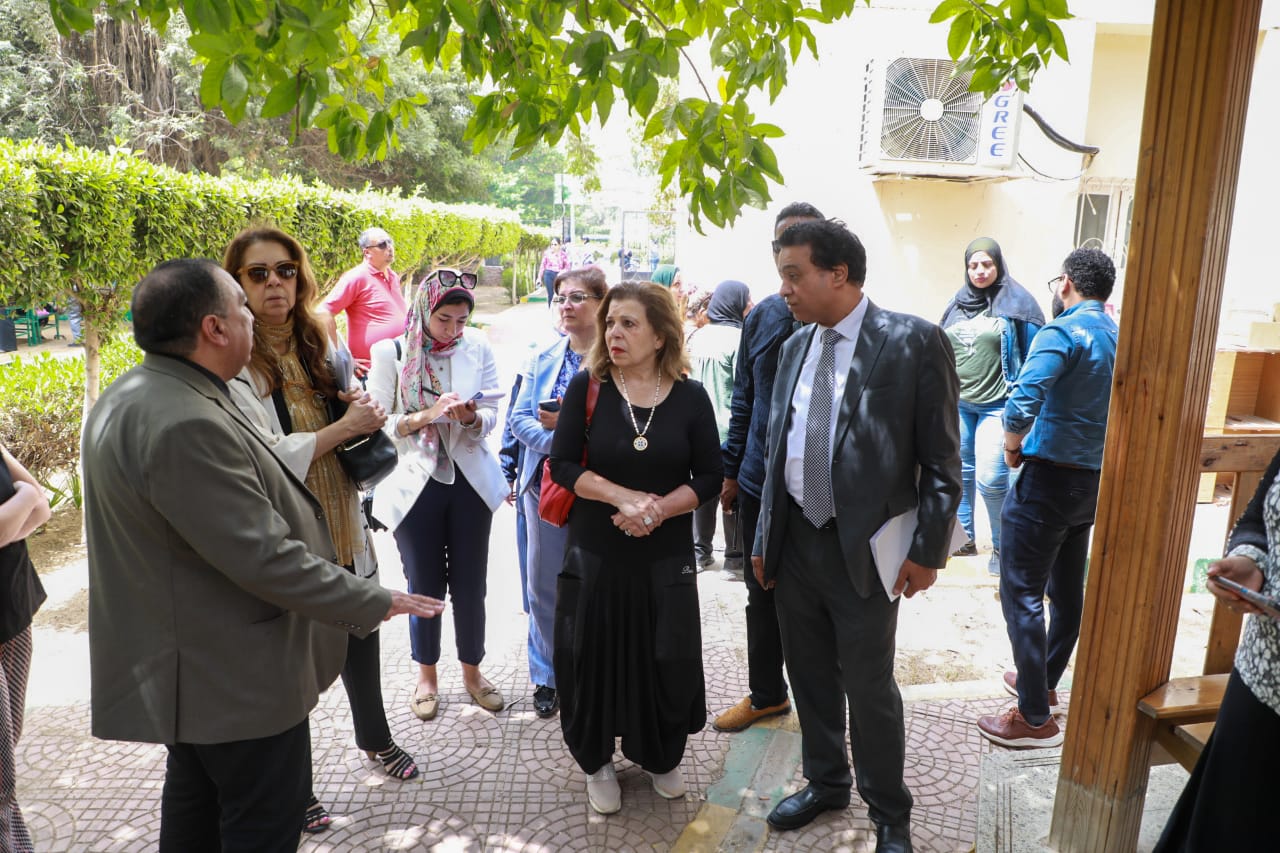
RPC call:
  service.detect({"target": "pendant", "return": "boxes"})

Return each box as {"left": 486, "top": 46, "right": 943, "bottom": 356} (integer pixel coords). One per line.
{"left": 633, "top": 435, "right": 649, "bottom": 452}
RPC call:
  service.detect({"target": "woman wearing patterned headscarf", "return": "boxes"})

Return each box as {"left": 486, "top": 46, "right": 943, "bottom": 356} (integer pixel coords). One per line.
{"left": 939, "top": 237, "right": 1044, "bottom": 576}
{"left": 368, "top": 268, "right": 509, "bottom": 722}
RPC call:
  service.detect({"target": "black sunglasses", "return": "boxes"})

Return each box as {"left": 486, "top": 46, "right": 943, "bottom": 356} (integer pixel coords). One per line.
{"left": 239, "top": 262, "right": 300, "bottom": 284}
{"left": 369, "top": 240, "right": 393, "bottom": 251}
{"left": 432, "top": 269, "right": 478, "bottom": 289}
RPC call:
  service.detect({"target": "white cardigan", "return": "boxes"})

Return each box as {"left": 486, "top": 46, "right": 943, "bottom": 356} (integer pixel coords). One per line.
{"left": 366, "top": 329, "right": 507, "bottom": 531}
{"left": 229, "top": 365, "right": 379, "bottom": 580}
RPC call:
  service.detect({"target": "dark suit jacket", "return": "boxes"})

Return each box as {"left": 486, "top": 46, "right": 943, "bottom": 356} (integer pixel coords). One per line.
{"left": 758, "top": 300, "right": 962, "bottom": 597}
{"left": 82, "top": 355, "right": 391, "bottom": 745}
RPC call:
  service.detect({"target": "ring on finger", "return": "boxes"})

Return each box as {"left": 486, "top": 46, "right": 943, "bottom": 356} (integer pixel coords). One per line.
{"left": 643, "top": 515, "right": 653, "bottom": 527}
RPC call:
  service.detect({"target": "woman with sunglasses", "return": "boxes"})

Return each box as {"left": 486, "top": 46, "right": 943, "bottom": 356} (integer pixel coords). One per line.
{"left": 938, "top": 237, "right": 1043, "bottom": 576}
{"left": 222, "top": 228, "right": 419, "bottom": 835}
{"left": 508, "top": 266, "right": 607, "bottom": 720}
{"left": 368, "top": 268, "right": 509, "bottom": 722}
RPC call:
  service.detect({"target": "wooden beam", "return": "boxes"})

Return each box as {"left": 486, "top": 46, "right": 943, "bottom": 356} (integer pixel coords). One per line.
{"left": 1200, "top": 433, "right": 1280, "bottom": 473}
{"left": 1048, "top": 1, "right": 1264, "bottom": 850}
{"left": 1202, "top": 469, "right": 1262, "bottom": 673}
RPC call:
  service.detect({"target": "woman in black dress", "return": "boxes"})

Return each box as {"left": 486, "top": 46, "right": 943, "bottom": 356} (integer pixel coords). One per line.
{"left": 549, "top": 282, "right": 723, "bottom": 815}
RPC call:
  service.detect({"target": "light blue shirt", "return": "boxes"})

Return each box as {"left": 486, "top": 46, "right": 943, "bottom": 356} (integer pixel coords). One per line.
{"left": 1003, "top": 300, "right": 1118, "bottom": 470}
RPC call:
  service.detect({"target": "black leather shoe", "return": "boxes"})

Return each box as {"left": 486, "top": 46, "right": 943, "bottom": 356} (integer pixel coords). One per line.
{"left": 875, "top": 821, "right": 913, "bottom": 853}
{"left": 765, "top": 785, "right": 849, "bottom": 831}
{"left": 532, "top": 685, "right": 558, "bottom": 718}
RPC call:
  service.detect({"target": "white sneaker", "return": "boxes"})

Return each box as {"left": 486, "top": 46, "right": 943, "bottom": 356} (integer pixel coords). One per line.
{"left": 648, "top": 765, "right": 686, "bottom": 799}
{"left": 586, "top": 763, "right": 621, "bottom": 814}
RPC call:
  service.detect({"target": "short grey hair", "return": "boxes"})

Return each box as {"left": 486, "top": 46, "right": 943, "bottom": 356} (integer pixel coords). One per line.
{"left": 358, "top": 228, "right": 391, "bottom": 249}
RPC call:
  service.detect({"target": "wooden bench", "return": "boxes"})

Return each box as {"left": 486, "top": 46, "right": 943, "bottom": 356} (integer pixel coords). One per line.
{"left": 1139, "top": 674, "right": 1227, "bottom": 771}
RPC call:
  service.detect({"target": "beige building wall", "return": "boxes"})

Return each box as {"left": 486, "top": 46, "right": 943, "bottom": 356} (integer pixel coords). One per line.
{"left": 676, "top": 2, "right": 1278, "bottom": 335}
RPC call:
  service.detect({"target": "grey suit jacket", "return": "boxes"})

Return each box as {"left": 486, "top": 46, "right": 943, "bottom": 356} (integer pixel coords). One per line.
{"left": 82, "top": 355, "right": 391, "bottom": 745}
{"left": 758, "top": 300, "right": 962, "bottom": 596}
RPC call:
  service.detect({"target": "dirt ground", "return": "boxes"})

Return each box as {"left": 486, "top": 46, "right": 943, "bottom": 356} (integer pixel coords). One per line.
{"left": 27, "top": 506, "right": 89, "bottom": 632}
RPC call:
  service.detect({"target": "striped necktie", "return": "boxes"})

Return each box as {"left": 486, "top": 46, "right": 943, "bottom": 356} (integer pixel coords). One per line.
{"left": 802, "top": 328, "right": 841, "bottom": 527}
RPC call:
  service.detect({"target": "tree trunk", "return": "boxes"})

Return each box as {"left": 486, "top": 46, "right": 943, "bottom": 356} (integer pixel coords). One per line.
{"left": 82, "top": 321, "right": 102, "bottom": 423}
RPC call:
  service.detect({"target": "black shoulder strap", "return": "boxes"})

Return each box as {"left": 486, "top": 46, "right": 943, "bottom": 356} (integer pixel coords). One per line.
{"left": 270, "top": 388, "right": 294, "bottom": 435}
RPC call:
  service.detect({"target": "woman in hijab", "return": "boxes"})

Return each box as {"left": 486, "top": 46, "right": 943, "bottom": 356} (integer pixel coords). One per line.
{"left": 686, "top": 280, "right": 753, "bottom": 570}
{"left": 368, "top": 269, "right": 509, "bottom": 722}
{"left": 939, "top": 238, "right": 1044, "bottom": 576}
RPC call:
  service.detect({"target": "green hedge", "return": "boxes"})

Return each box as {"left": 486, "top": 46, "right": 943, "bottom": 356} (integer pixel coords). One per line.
{"left": 0, "top": 138, "right": 537, "bottom": 324}
{"left": 0, "top": 339, "right": 145, "bottom": 504}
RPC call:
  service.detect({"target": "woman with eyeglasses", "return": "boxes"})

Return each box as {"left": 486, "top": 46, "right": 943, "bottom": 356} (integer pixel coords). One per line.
{"left": 938, "top": 238, "right": 1044, "bottom": 576}
{"left": 368, "top": 268, "right": 509, "bottom": 722}
{"left": 508, "top": 266, "right": 607, "bottom": 720}
{"left": 222, "top": 228, "right": 419, "bottom": 835}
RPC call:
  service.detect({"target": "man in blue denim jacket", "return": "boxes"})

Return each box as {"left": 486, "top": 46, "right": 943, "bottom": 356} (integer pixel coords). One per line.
{"left": 977, "top": 247, "right": 1118, "bottom": 748}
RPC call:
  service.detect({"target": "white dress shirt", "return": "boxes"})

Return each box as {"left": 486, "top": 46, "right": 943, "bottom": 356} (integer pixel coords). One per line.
{"left": 784, "top": 296, "right": 869, "bottom": 504}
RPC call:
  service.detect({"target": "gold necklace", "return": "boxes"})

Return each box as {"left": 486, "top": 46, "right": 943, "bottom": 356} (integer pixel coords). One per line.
{"left": 617, "top": 369, "right": 662, "bottom": 451}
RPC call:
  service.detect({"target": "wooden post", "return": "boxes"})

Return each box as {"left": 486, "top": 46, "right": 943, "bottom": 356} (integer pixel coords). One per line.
{"left": 1048, "top": 1, "right": 1263, "bottom": 850}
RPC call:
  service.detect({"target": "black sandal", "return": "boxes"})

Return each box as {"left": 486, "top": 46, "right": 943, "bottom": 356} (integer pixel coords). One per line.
{"left": 303, "top": 795, "right": 331, "bottom": 833}
{"left": 366, "top": 743, "right": 419, "bottom": 780}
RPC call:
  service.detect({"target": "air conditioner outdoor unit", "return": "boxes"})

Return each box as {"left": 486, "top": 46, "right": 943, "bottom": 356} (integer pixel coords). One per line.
{"left": 859, "top": 57, "right": 1023, "bottom": 180}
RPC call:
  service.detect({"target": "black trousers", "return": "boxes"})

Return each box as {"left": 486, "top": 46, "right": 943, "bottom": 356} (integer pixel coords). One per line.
{"left": 739, "top": 490, "right": 788, "bottom": 708}
{"left": 394, "top": 475, "right": 493, "bottom": 666}
{"left": 774, "top": 498, "right": 911, "bottom": 826}
{"left": 1155, "top": 669, "right": 1280, "bottom": 852}
{"left": 159, "top": 717, "right": 310, "bottom": 853}
{"left": 340, "top": 628, "right": 392, "bottom": 752}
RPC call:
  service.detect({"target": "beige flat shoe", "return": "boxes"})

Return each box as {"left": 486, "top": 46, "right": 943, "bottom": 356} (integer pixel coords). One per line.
{"left": 466, "top": 684, "right": 505, "bottom": 712}
{"left": 410, "top": 692, "right": 439, "bottom": 721}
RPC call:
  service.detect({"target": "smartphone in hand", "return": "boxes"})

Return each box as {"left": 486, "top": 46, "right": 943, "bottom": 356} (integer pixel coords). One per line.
{"left": 538, "top": 399, "right": 561, "bottom": 413}
{"left": 1210, "top": 575, "right": 1280, "bottom": 621}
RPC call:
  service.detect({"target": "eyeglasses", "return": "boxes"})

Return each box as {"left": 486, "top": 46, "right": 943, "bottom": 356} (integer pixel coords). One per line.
{"left": 239, "top": 262, "right": 299, "bottom": 284}
{"left": 430, "top": 269, "right": 477, "bottom": 289}
{"left": 551, "top": 292, "right": 601, "bottom": 305}
{"left": 1046, "top": 274, "right": 1065, "bottom": 293}
{"left": 369, "top": 240, "right": 393, "bottom": 251}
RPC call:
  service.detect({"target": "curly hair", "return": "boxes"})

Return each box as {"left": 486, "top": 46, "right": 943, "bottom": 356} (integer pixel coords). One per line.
{"left": 222, "top": 227, "right": 339, "bottom": 398}
{"left": 587, "top": 282, "right": 690, "bottom": 383}
{"left": 1061, "top": 248, "right": 1117, "bottom": 301}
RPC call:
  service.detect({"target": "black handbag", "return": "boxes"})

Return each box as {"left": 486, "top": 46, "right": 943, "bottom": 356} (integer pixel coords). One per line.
{"left": 323, "top": 395, "right": 399, "bottom": 491}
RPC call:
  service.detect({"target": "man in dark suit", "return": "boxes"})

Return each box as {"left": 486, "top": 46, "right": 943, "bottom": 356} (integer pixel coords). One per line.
{"left": 82, "top": 259, "right": 445, "bottom": 852}
{"left": 752, "top": 220, "right": 961, "bottom": 852}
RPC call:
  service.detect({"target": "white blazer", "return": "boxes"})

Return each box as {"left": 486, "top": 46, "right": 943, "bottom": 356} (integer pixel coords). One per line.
{"left": 367, "top": 329, "right": 507, "bottom": 531}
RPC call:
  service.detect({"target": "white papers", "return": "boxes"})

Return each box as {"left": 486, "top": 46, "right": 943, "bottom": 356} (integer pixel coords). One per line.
{"left": 870, "top": 510, "right": 968, "bottom": 601}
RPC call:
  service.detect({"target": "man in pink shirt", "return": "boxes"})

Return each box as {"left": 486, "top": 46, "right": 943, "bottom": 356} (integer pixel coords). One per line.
{"left": 319, "top": 227, "right": 408, "bottom": 373}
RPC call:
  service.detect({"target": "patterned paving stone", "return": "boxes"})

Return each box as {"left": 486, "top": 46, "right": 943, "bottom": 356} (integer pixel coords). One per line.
{"left": 17, "top": 571, "right": 1000, "bottom": 852}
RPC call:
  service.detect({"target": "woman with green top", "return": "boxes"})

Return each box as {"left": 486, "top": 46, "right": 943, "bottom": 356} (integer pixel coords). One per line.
{"left": 939, "top": 238, "right": 1043, "bottom": 576}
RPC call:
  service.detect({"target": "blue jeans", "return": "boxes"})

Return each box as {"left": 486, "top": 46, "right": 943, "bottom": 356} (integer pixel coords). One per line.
{"left": 998, "top": 460, "right": 1100, "bottom": 725}
{"left": 957, "top": 400, "right": 1009, "bottom": 551}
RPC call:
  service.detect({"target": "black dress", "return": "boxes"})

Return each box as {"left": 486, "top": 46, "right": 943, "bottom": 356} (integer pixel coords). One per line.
{"left": 549, "top": 372, "right": 723, "bottom": 774}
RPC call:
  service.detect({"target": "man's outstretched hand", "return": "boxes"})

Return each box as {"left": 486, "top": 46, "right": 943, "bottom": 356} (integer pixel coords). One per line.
{"left": 385, "top": 591, "right": 446, "bottom": 621}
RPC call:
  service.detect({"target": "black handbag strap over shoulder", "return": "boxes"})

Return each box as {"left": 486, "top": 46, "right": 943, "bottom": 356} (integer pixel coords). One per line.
{"left": 271, "top": 388, "right": 294, "bottom": 435}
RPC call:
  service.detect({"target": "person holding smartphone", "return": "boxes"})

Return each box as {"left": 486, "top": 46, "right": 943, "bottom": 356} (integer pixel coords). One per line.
{"left": 1156, "top": 446, "right": 1280, "bottom": 850}
{"left": 509, "top": 266, "right": 606, "bottom": 719}
{"left": 368, "top": 268, "right": 508, "bottom": 722}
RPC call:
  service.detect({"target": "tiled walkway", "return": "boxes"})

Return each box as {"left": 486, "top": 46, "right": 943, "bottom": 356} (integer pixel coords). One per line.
{"left": 18, "top": 556, "right": 1007, "bottom": 852}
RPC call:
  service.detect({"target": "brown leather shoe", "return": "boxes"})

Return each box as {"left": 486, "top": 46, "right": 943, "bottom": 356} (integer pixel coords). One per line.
{"left": 713, "top": 696, "right": 791, "bottom": 732}
{"left": 1002, "top": 671, "right": 1063, "bottom": 715}
{"left": 976, "top": 706, "right": 1063, "bottom": 748}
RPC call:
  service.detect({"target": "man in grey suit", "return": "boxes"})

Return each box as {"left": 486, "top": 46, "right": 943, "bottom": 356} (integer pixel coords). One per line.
{"left": 82, "top": 259, "right": 444, "bottom": 852}
{"left": 752, "top": 220, "right": 960, "bottom": 852}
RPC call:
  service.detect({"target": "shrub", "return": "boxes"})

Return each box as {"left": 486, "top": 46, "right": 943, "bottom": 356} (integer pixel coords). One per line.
{"left": 0, "top": 338, "right": 144, "bottom": 505}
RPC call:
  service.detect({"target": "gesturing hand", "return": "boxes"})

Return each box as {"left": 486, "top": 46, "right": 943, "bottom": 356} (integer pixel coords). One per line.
{"left": 384, "top": 591, "right": 446, "bottom": 621}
